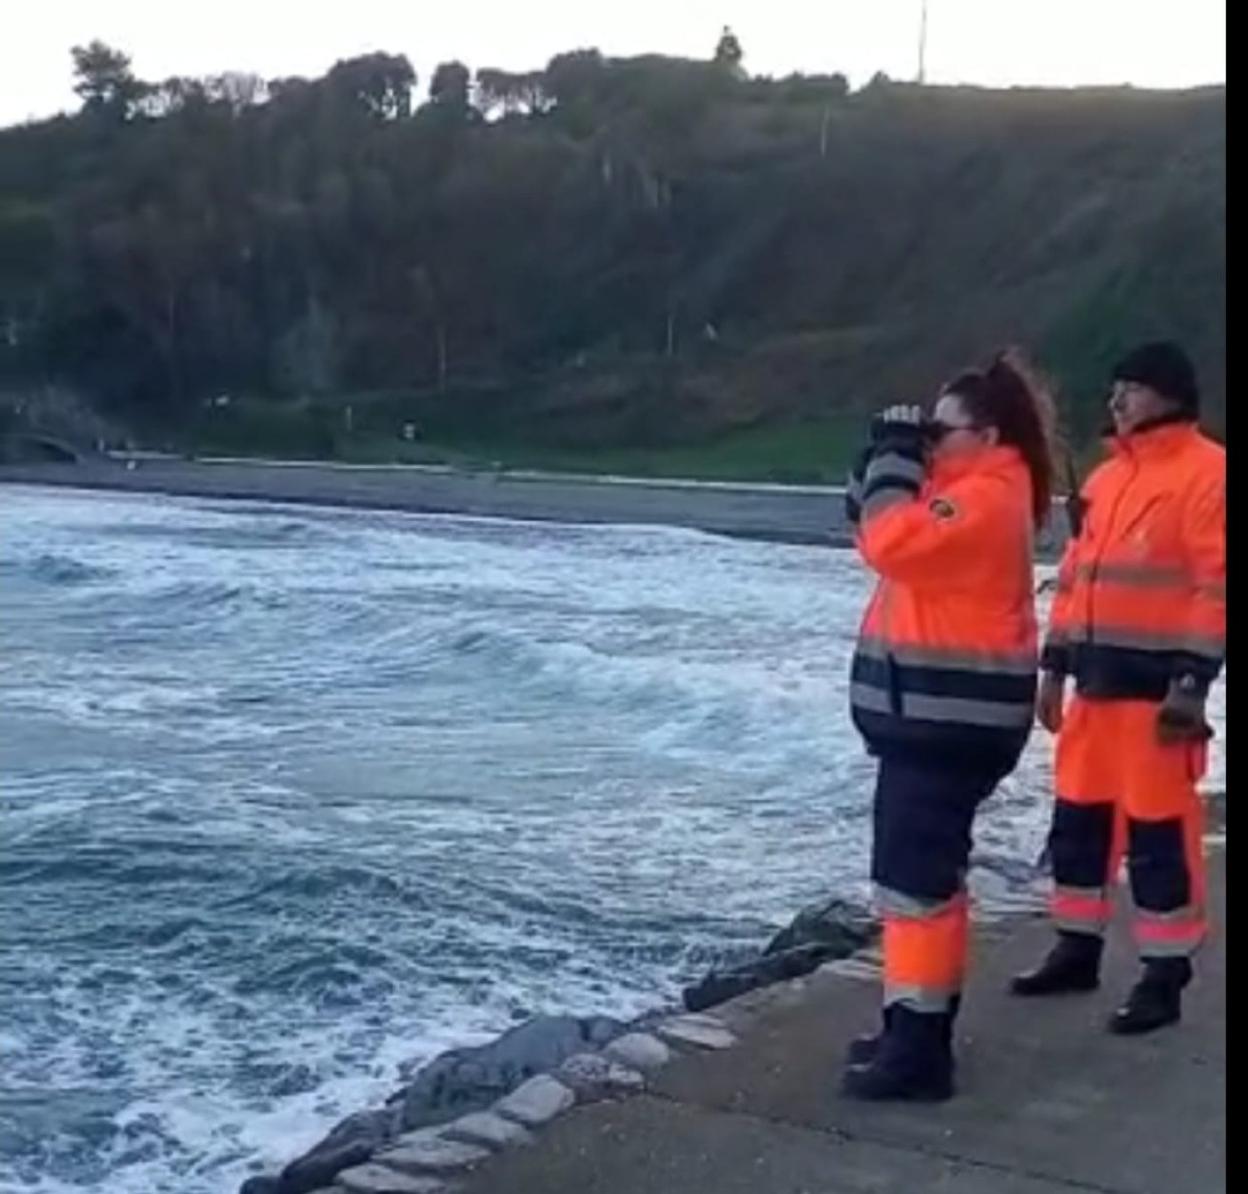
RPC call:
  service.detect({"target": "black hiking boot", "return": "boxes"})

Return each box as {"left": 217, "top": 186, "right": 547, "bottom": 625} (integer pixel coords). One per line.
{"left": 846, "top": 994, "right": 961, "bottom": 1067}
{"left": 1109, "top": 958, "right": 1192, "bottom": 1035}
{"left": 1010, "top": 931, "right": 1103, "bottom": 996}
{"left": 841, "top": 1005, "right": 954, "bottom": 1102}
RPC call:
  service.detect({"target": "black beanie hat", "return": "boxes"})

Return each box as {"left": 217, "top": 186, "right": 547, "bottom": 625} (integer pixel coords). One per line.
{"left": 1111, "top": 341, "right": 1200, "bottom": 416}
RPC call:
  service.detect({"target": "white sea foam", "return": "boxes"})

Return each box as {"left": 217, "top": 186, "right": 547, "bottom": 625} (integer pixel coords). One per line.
{"left": 0, "top": 486, "right": 1225, "bottom": 1193}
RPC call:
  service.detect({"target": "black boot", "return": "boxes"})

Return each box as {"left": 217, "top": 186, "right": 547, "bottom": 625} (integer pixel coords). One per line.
{"left": 1010, "top": 931, "right": 1103, "bottom": 996}
{"left": 1109, "top": 958, "right": 1192, "bottom": 1035}
{"left": 845, "top": 1003, "right": 894, "bottom": 1067}
{"left": 846, "top": 994, "right": 961, "bottom": 1066}
{"left": 841, "top": 1005, "right": 954, "bottom": 1102}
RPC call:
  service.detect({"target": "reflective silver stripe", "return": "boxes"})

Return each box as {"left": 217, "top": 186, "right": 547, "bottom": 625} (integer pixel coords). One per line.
{"left": 1134, "top": 906, "right": 1204, "bottom": 959}
{"left": 874, "top": 884, "right": 960, "bottom": 919}
{"left": 1075, "top": 562, "right": 1191, "bottom": 589}
{"left": 860, "top": 451, "right": 924, "bottom": 520}
{"left": 901, "top": 692, "right": 1033, "bottom": 729}
{"left": 850, "top": 681, "right": 893, "bottom": 714}
{"left": 850, "top": 681, "right": 1033, "bottom": 728}
{"left": 864, "top": 451, "right": 925, "bottom": 489}
{"left": 1136, "top": 906, "right": 1200, "bottom": 925}
{"left": 884, "top": 984, "right": 957, "bottom": 1013}
{"left": 1196, "top": 580, "right": 1226, "bottom": 600}
{"left": 1137, "top": 938, "right": 1203, "bottom": 960}
{"left": 856, "top": 636, "right": 1037, "bottom": 675}
{"left": 1179, "top": 635, "right": 1225, "bottom": 661}
{"left": 1065, "top": 625, "right": 1225, "bottom": 659}
{"left": 862, "top": 486, "right": 914, "bottom": 519}
{"left": 1051, "top": 885, "right": 1111, "bottom": 933}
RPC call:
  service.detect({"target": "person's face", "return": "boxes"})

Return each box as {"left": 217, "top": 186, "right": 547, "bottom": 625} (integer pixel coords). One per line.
{"left": 1107, "top": 379, "right": 1172, "bottom": 435}
{"left": 930, "top": 393, "right": 997, "bottom": 462}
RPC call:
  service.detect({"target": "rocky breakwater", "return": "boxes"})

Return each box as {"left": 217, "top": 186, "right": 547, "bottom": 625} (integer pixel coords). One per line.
{"left": 239, "top": 898, "right": 876, "bottom": 1194}
{"left": 682, "top": 895, "right": 876, "bottom": 1013}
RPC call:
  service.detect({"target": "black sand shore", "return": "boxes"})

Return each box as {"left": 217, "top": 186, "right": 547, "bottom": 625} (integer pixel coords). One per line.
{"left": 1, "top": 457, "right": 1070, "bottom": 554}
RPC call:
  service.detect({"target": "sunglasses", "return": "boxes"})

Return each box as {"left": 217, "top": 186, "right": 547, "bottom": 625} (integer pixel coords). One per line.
{"left": 921, "top": 418, "right": 981, "bottom": 443}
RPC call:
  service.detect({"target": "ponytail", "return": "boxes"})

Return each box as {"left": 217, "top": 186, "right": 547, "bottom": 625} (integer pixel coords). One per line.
{"left": 943, "top": 348, "right": 1057, "bottom": 528}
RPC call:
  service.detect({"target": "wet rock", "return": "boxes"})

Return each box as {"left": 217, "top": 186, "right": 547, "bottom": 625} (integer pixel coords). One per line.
{"left": 239, "top": 1179, "right": 282, "bottom": 1194}
{"left": 391, "top": 1014, "right": 622, "bottom": 1131}
{"left": 278, "top": 1140, "right": 374, "bottom": 1194}
{"left": 378, "top": 1130, "right": 490, "bottom": 1174}
{"left": 603, "top": 1032, "right": 672, "bottom": 1072}
{"left": 655, "top": 1017, "right": 737, "bottom": 1050}
{"left": 555, "top": 1051, "right": 645, "bottom": 1101}
{"left": 682, "top": 943, "right": 832, "bottom": 1011}
{"left": 763, "top": 897, "right": 876, "bottom": 956}
{"left": 493, "top": 1074, "right": 575, "bottom": 1127}
{"left": 440, "top": 1110, "right": 534, "bottom": 1150}
{"left": 273, "top": 1107, "right": 400, "bottom": 1194}
{"left": 683, "top": 898, "right": 877, "bottom": 1013}
{"left": 337, "top": 1163, "right": 446, "bottom": 1193}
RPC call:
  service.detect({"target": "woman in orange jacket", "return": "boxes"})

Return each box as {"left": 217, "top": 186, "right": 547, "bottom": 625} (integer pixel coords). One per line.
{"left": 842, "top": 351, "right": 1055, "bottom": 1101}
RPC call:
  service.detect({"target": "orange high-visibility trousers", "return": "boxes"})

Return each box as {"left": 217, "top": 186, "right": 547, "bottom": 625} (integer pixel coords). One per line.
{"left": 1048, "top": 696, "right": 1207, "bottom": 959}
{"left": 872, "top": 755, "right": 1006, "bottom": 1012}
{"left": 882, "top": 894, "right": 969, "bottom": 1013}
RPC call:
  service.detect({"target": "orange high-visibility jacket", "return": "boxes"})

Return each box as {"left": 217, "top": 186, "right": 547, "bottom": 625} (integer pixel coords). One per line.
{"left": 846, "top": 435, "right": 1038, "bottom": 765}
{"left": 1042, "top": 420, "right": 1225, "bottom": 700}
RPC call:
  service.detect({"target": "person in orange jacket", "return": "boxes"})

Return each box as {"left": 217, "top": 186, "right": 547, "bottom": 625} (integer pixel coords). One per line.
{"left": 1012, "top": 342, "right": 1224, "bottom": 1034}
{"left": 842, "top": 351, "right": 1055, "bottom": 1100}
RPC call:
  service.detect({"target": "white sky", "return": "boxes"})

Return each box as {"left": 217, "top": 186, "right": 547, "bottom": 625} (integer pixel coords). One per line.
{"left": 1, "top": 0, "right": 1226, "bottom": 128}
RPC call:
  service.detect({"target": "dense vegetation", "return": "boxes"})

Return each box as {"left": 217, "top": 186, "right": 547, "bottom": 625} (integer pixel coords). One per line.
{"left": 0, "top": 35, "right": 1225, "bottom": 477}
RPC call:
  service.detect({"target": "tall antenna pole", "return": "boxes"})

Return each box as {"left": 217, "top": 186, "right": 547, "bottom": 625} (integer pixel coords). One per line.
{"left": 918, "top": 0, "right": 929, "bottom": 84}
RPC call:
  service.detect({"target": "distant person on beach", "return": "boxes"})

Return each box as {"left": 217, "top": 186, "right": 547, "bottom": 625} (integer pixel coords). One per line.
{"left": 1012, "top": 342, "right": 1225, "bottom": 1034}
{"left": 842, "top": 350, "right": 1056, "bottom": 1101}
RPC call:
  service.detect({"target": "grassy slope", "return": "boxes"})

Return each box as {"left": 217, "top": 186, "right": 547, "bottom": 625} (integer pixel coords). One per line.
{"left": 163, "top": 82, "right": 1225, "bottom": 478}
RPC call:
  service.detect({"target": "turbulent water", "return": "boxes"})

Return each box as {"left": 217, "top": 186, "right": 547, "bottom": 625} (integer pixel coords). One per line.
{"left": 1, "top": 485, "right": 1225, "bottom": 1194}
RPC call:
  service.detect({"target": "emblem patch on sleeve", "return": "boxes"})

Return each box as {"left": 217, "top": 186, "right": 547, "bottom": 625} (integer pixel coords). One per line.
{"left": 929, "top": 497, "right": 958, "bottom": 520}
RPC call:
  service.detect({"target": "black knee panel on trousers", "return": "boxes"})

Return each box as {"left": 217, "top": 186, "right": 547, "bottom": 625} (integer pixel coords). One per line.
{"left": 1049, "top": 800, "right": 1115, "bottom": 888}
{"left": 1127, "top": 817, "right": 1190, "bottom": 912}
{"left": 871, "top": 756, "right": 1001, "bottom": 902}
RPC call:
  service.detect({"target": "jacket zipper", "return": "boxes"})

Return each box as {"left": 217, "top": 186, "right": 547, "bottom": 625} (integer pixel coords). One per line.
{"left": 1086, "top": 453, "right": 1140, "bottom": 646}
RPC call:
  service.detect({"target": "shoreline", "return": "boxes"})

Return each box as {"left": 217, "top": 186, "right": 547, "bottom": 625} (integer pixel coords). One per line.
{"left": 237, "top": 894, "right": 885, "bottom": 1193}
{"left": 0, "top": 458, "right": 1069, "bottom": 554}
{"left": 457, "top": 843, "right": 1226, "bottom": 1194}
{"left": 241, "top": 834, "right": 1224, "bottom": 1194}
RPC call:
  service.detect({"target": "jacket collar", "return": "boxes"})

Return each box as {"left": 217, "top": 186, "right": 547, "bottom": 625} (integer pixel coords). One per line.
{"left": 931, "top": 443, "right": 1025, "bottom": 486}
{"left": 1106, "top": 416, "right": 1200, "bottom": 460}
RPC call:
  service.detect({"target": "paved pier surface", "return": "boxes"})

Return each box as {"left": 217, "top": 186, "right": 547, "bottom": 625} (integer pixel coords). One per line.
{"left": 460, "top": 853, "right": 1224, "bottom": 1194}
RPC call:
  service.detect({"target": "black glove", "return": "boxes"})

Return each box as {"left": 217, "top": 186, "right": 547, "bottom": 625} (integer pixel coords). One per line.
{"left": 1036, "top": 671, "right": 1066, "bottom": 734}
{"left": 869, "top": 404, "right": 928, "bottom": 451}
{"left": 845, "top": 444, "right": 872, "bottom": 528}
{"left": 868, "top": 404, "right": 938, "bottom": 464}
{"left": 1157, "top": 674, "right": 1214, "bottom": 744}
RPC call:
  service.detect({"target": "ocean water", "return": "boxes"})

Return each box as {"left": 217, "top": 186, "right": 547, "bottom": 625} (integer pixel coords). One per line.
{"left": 0, "top": 485, "right": 1224, "bottom": 1194}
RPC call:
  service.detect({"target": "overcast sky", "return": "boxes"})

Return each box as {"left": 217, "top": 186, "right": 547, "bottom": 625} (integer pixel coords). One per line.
{"left": 1, "top": 0, "right": 1226, "bottom": 128}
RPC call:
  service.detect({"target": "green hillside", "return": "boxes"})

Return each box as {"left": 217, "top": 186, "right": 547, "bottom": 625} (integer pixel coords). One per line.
{"left": 0, "top": 45, "right": 1225, "bottom": 479}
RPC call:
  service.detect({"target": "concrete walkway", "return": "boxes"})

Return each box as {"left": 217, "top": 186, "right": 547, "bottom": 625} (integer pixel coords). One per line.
{"left": 459, "top": 854, "right": 1225, "bottom": 1194}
